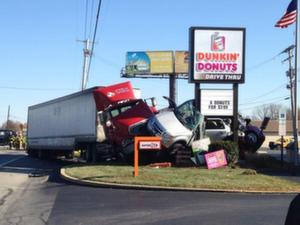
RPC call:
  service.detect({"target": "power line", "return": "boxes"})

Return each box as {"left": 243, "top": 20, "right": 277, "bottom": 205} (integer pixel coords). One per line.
{"left": 246, "top": 54, "right": 280, "bottom": 72}
{"left": 240, "top": 84, "right": 286, "bottom": 102}
{"left": 94, "top": 54, "right": 122, "bottom": 69}
{"left": 239, "top": 97, "right": 290, "bottom": 111}
{"left": 239, "top": 95, "right": 289, "bottom": 106}
{"left": 88, "top": 0, "right": 95, "bottom": 38}
{"left": 84, "top": 0, "right": 89, "bottom": 39}
{"left": 86, "top": 0, "right": 102, "bottom": 87}
{"left": 0, "top": 86, "right": 76, "bottom": 91}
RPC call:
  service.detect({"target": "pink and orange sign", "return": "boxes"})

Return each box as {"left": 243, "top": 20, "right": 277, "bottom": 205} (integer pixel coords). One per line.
{"left": 204, "top": 150, "right": 227, "bottom": 169}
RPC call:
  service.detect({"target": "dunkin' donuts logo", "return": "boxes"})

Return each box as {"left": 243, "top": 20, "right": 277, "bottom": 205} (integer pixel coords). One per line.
{"left": 211, "top": 32, "right": 225, "bottom": 52}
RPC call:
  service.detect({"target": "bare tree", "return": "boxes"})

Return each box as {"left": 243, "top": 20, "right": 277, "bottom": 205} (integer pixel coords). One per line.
{"left": 0, "top": 120, "right": 25, "bottom": 132}
{"left": 252, "top": 104, "right": 283, "bottom": 120}
{"left": 286, "top": 108, "right": 300, "bottom": 120}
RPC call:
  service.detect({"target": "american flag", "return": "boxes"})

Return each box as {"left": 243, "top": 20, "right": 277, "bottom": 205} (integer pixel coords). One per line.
{"left": 275, "top": 0, "right": 297, "bottom": 28}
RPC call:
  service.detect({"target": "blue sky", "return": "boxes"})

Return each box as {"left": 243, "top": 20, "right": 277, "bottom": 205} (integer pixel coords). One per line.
{"left": 0, "top": 0, "right": 297, "bottom": 124}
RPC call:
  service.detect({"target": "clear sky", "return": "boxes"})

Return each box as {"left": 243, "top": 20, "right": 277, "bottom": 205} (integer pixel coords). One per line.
{"left": 0, "top": 0, "right": 297, "bottom": 124}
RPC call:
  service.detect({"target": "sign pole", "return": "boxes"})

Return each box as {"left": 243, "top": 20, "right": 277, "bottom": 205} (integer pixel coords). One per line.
{"left": 233, "top": 83, "right": 239, "bottom": 144}
{"left": 294, "top": 0, "right": 299, "bottom": 166}
{"left": 169, "top": 52, "right": 177, "bottom": 104}
{"left": 195, "top": 83, "right": 201, "bottom": 139}
{"left": 281, "top": 135, "right": 284, "bottom": 168}
{"left": 134, "top": 137, "right": 139, "bottom": 177}
{"left": 169, "top": 74, "right": 177, "bottom": 104}
{"left": 279, "top": 110, "right": 286, "bottom": 166}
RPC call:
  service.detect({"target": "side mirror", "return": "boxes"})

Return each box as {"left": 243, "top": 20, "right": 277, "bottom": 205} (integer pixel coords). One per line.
{"left": 98, "top": 112, "right": 105, "bottom": 124}
{"left": 151, "top": 97, "right": 157, "bottom": 107}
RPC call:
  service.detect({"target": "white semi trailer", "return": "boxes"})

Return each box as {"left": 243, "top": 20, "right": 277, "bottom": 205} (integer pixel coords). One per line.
{"left": 26, "top": 87, "right": 106, "bottom": 160}
{"left": 26, "top": 82, "right": 154, "bottom": 162}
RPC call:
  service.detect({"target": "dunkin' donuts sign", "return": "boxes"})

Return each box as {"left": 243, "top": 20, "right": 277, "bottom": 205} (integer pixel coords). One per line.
{"left": 189, "top": 27, "right": 245, "bottom": 83}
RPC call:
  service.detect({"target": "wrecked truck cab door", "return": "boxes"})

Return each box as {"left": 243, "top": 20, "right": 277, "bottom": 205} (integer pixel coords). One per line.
{"left": 174, "top": 100, "right": 203, "bottom": 132}
{"left": 147, "top": 99, "right": 204, "bottom": 150}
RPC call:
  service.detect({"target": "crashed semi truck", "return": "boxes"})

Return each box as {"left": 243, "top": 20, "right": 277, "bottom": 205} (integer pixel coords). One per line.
{"left": 26, "top": 82, "right": 157, "bottom": 162}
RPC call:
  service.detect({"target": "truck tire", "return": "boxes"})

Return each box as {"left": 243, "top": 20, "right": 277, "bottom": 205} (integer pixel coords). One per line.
{"left": 86, "top": 144, "right": 97, "bottom": 163}
{"left": 169, "top": 143, "right": 185, "bottom": 156}
{"left": 27, "top": 149, "right": 38, "bottom": 158}
{"left": 38, "top": 149, "right": 49, "bottom": 160}
{"left": 65, "top": 151, "right": 74, "bottom": 159}
{"left": 170, "top": 143, "right": 192, "bottom": 166}
{"left": 244, "top": 131, "right": 259, "bottom": 153}
{"left": 269, "top": 141, "right": 276, "bottom": 150}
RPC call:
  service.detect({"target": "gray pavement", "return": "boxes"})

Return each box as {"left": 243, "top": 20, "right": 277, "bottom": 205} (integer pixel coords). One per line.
{"left": 0, "top": 149, "right": 297, "bottom": 225}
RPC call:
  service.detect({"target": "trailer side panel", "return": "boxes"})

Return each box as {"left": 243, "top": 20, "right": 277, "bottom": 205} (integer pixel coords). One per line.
{"left": 27, "top": 90, "right": 97, "bottom": 150}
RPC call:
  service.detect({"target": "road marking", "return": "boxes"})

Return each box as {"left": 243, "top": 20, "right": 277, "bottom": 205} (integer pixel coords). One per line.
{"left": 0, "top": 156, "right": 26, "bottom": 168}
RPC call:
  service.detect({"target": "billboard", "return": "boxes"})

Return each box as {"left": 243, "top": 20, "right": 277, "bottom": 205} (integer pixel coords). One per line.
{"left": 125, "top": 51, "right": 173, "bottom": 75}
{"left": 200, "top": 89, "right": 233, "bottom": 116}
{"left": 189, "top": 27, "right": 245, "bottom": 83}
{"left": 175, "top": 51, "right": 189, "bottom": 74}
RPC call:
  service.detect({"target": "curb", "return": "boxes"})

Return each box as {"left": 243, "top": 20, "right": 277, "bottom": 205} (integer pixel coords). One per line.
{"left": 60, "top": 168, "right": 299, "bottom": 194}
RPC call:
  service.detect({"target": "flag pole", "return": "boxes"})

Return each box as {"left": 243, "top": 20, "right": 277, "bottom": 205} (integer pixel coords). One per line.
{"left": 294, "top": 0, "right": 299, "bottom": 166}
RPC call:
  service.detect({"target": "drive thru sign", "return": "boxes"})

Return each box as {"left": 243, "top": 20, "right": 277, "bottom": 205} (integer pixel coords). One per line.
{"left": 134, "top": 136, "right": 161, "bottom": 177}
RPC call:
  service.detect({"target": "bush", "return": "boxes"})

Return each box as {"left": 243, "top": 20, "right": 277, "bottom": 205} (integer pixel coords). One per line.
{"left": 208, "top": 141, "right": 239, "bottom": 165}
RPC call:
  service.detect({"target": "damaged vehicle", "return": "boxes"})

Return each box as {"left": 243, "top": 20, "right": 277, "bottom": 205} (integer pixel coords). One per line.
{"left": 147, "top": 97, "right": 205, "bottom": 163}
{"left": 204, "top": 118, "right": 232, "bottom": 142}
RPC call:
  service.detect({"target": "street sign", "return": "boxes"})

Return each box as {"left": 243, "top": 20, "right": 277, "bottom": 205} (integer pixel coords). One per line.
{"left": 279, "top": 110, "right": 286, "bottom": 136}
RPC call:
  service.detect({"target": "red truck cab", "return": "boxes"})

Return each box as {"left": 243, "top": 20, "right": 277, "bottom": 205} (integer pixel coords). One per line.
{"left": 93, "top": 81, "right": 156, "bottom": 147}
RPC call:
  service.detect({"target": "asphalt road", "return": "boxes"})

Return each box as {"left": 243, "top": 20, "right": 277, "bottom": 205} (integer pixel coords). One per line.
{"left": 0, "top": 150, "right": 297, "bottom": 225}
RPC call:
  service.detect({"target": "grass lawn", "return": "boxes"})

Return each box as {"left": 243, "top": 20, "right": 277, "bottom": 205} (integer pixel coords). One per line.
{"left": 64, "top": 164, "right": 300, "bottom": 192}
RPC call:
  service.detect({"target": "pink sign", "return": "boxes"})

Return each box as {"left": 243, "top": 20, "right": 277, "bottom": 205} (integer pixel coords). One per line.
{"left": 204, "top": 150, "right": 227, "bottom": 169}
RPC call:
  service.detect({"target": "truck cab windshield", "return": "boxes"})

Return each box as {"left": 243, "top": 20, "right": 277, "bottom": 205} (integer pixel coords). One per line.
{"left": 174, "top": 100, "right": 203, "bottom": 130}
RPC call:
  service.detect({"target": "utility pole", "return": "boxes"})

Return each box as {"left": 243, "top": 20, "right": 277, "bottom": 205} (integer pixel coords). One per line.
{"left": 79, "top": 39, "right": 92, "bottom": 90}
{"left": 6, "top": 105, "right": 10, "bottom": 129}
{"left": 282, "top": 44, "right": 299, "bottom": 165}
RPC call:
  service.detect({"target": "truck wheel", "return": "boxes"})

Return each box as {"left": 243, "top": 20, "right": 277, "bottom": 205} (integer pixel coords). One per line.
{"left": 86, "top": 144, "right": 97, "bottom": 163}
{"left": 170, "top": 143, "right": 185, "bottom": 156}
{"left": 169, "top": 143, "right": 185, "bottom": 164}
{"left": 28, "top": 149, "right": 38, "bottom": 158}
{"left": 65, "top": 152, "right": 74, "bottom": 159}
{"left": 269, "top": 141, "right": 275, "bottom": 150}
{"left": 245, "top": 131, "right": 259, "bottom": 153}
{"left": 38, "top": 150, "right": 49, "bottom": 160}
{"left": 170, "top": 143, "right": 191, "bottom": 166}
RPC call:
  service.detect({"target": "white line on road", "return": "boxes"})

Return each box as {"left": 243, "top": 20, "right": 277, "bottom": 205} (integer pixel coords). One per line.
{"left": 0, "top": 156, "right": 26, "bottom": 168}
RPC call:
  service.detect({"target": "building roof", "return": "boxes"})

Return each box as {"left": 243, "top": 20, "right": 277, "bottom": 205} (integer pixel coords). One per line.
{"left": 251, "top": 120, "right": 300, "bottom": 135}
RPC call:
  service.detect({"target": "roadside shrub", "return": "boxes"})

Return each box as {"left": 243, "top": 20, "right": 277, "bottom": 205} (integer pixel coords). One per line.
{"left": 244, "top": 153, "right": 284, "bottom": 170}
{"left": 208, "top": 141, "right": 239, "bottom": 165}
